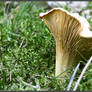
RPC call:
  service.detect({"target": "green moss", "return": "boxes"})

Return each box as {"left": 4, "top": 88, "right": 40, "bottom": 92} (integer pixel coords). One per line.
{"left": 0, "top": 1, "right": 92, "bottom": 91}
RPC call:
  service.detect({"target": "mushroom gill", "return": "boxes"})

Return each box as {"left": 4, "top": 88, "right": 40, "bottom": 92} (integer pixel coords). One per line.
{"left": 40, "top": 8, "right": 92, "bottom": 77}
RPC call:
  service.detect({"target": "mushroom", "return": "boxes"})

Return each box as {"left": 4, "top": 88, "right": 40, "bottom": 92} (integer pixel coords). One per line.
{"left": 40, "top": 8, "right": 92, "bottom": 77}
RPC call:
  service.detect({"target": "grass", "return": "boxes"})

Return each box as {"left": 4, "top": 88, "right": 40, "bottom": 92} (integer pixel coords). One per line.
{"left": 0, "top": 1, "right": 92, "bottom": 91}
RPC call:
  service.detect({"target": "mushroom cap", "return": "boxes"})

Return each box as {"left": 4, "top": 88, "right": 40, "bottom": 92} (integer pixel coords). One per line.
{"left": 40, "top": 8, "right": 92, "bottom": 61}
{"left": 40, "top": 8, "right": 92, "bottom": 38}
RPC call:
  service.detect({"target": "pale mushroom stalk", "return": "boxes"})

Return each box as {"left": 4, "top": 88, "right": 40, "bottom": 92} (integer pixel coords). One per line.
{"left": 40, "top": 8, "right": 92, "bottom": 77}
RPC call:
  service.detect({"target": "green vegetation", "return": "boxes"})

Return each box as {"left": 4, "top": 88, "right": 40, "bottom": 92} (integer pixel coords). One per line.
{"left": 0, "top": 1, "right": 92, "bottom": 91}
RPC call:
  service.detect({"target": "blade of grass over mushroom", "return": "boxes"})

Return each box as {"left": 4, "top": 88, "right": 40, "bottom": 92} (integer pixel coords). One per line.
{"left": 75, "top": 49, "right": 87, "bottom": 61}
{"left": 56, "top": 66, "right": 73, "bottom": 79}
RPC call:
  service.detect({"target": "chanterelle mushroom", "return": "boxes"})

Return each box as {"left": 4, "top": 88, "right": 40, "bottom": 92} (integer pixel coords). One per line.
{"left": 40, "top": 8, "right": 92, "bottom": 77}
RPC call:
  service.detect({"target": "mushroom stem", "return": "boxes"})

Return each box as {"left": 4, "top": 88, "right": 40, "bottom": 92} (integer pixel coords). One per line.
{"left": 56, "top": 41, "right": 64, "bottom": 76}
{"left": 56, "top": 41, "right": 73, "bottom": 76}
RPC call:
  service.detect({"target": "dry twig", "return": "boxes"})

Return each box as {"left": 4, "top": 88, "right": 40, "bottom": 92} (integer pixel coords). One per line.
{"left": 67, "top": 62, "right": 80, "bottom": 91}
{"left": 19, "top": 38, "right": 25, "bottom": 49}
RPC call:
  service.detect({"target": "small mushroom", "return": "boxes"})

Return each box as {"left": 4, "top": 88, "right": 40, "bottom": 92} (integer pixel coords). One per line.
{"left": 40, "top": 8, "right": 92, "bottom": 77}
